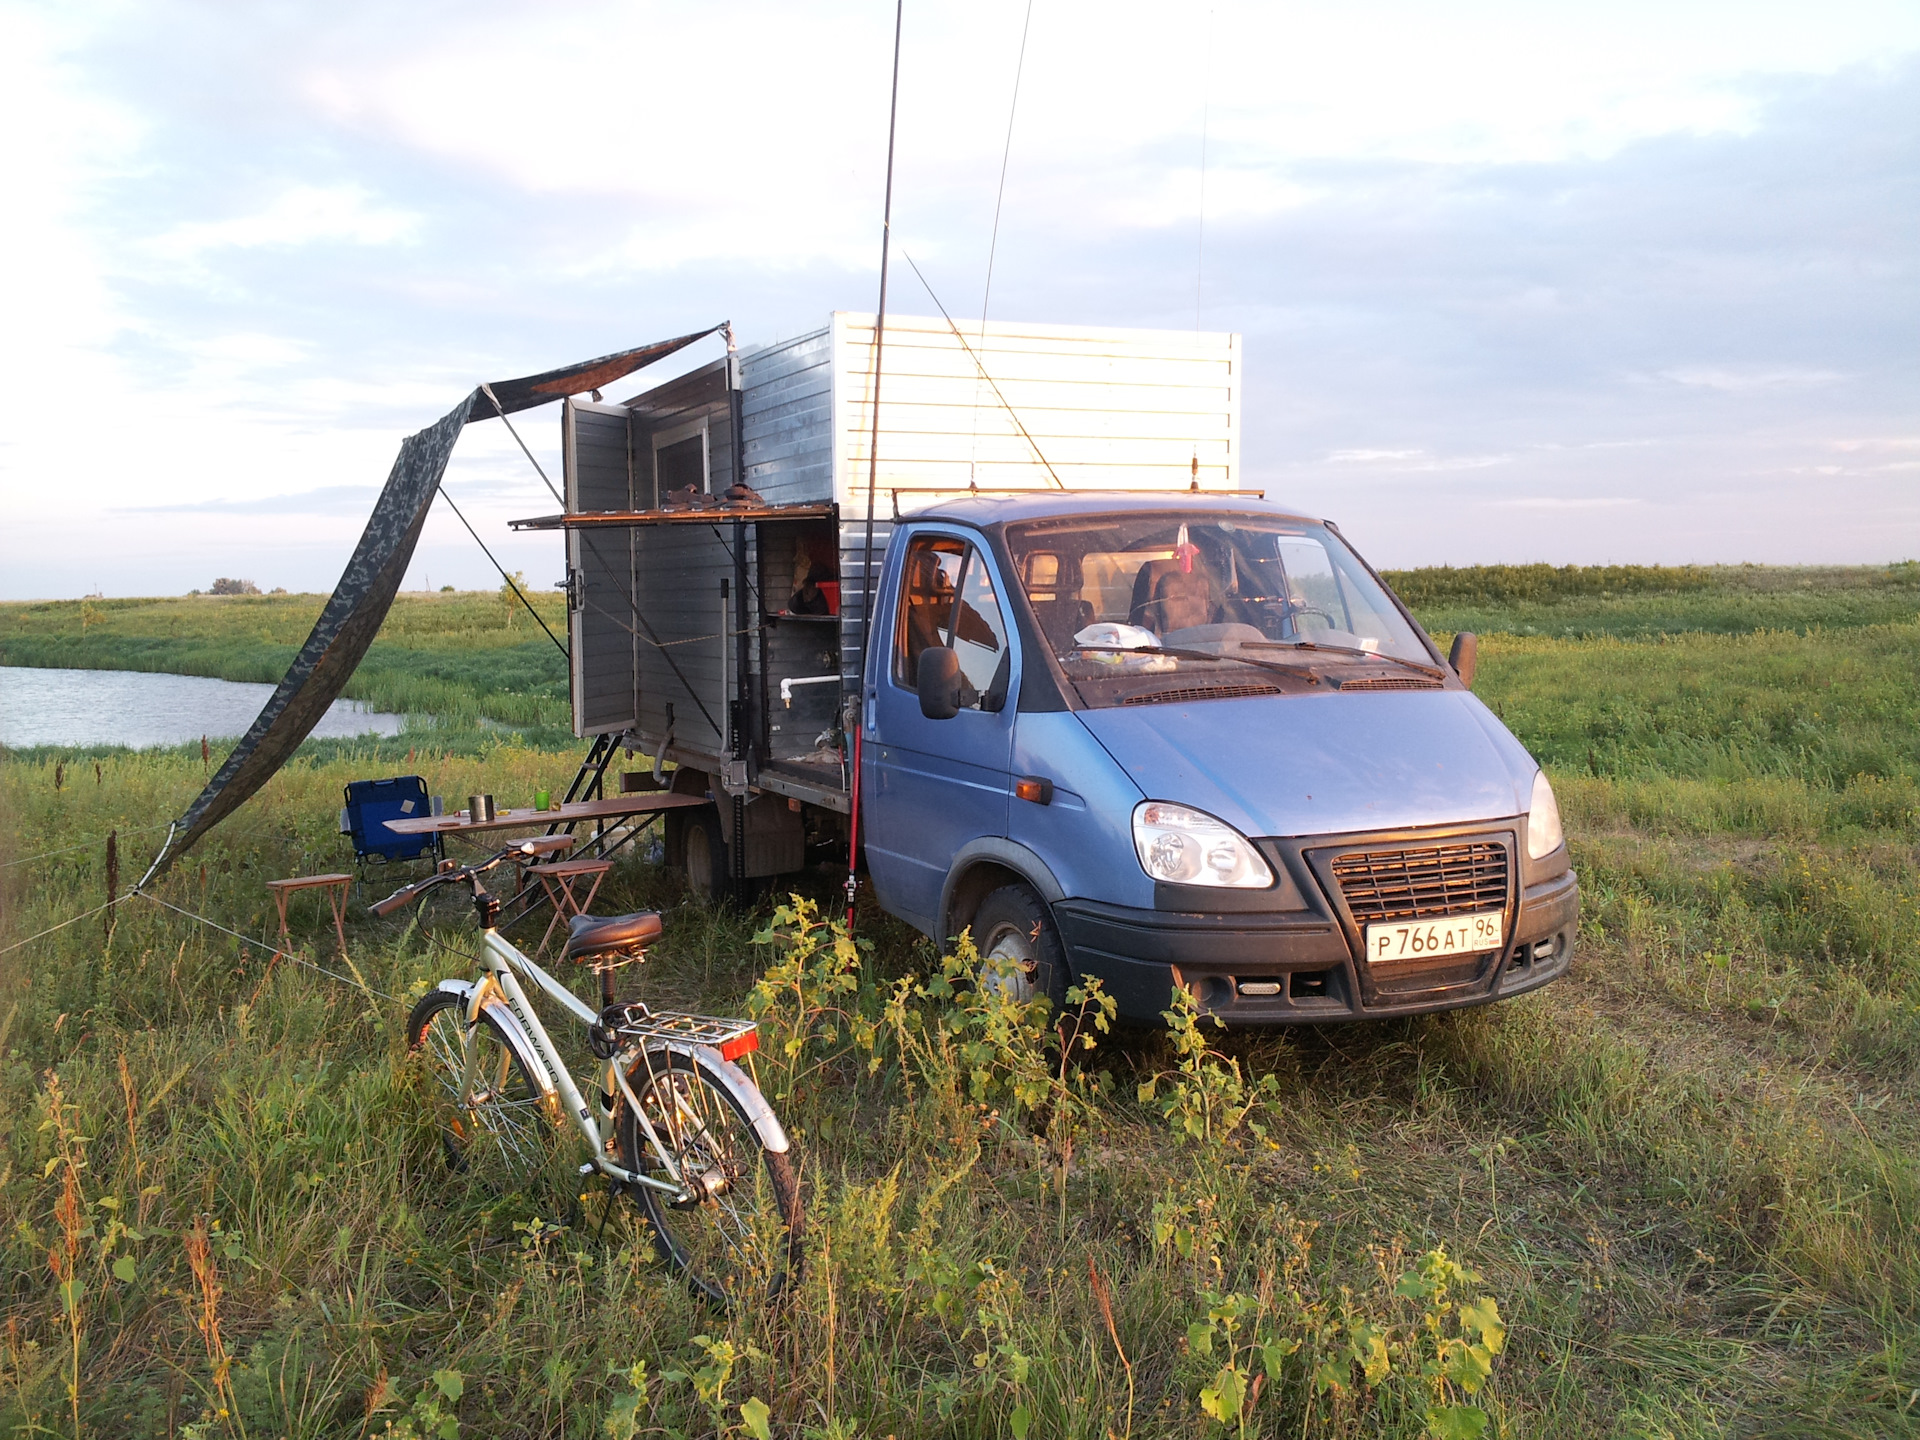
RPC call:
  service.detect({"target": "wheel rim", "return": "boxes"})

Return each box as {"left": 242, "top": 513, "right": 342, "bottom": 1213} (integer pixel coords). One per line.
{"left": 623, "top": 1056, "right": 793, "bottom": 1305}
{"left": 415, "top": 1002, "right": 550, "bottom": 1184}
{"left": 979, "top": 922, "right": 1039, "bottom": 1004}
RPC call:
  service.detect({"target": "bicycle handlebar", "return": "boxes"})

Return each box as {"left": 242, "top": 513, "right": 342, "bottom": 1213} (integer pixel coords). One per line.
{"left": 367, "top": 842, "right": 535, "bottom": 917}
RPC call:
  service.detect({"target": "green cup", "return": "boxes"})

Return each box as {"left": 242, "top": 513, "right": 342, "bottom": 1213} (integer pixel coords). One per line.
{"left": 534, "top": 788, "right": 552, "bottom": 811}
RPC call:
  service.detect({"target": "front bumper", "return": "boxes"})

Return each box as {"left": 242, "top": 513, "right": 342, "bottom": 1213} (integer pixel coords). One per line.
{"left": 1054, "top": 824, "right": 1579, "bottom": 1026}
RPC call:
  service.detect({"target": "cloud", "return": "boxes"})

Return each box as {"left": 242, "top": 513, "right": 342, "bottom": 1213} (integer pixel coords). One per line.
{"left": 122, "top": 484, "right": 381, "bottom": 516}
{"left": 1488, "top": 497, "right": 1644, "bottom": 511}
{"left": 1323, "top": 449, "right": 1515, "bottom": 472}
{"left": 1654, "top": 365, "right": 1846, "bottom": 391}
{"left": 3, "top": 4, "right": 1918, "bottom": 596}
{"left": 148, "top": 184, "right": 419, "bottom": 260}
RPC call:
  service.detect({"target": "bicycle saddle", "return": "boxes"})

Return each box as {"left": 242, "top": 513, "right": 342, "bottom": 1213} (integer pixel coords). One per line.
{"left": 565, "top": 910, "right": 662, "bottom": 963}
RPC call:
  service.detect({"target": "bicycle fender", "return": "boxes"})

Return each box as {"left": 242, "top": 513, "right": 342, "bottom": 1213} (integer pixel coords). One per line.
{"left": 696, "top": 1048, "right": 790, "bottom": 1154}
{"left": 435, "top": 980, "right": 557, "bottom": 1100}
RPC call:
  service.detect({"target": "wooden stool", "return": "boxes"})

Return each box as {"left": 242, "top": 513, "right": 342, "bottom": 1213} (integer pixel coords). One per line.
{"left": 266, "top": 873, "right": 352, "bottom": 957}
{"left": 508, "top": 834, "right": 575, "bottom": 895}
{"left": 525, "top": 858, "right": 615, "bottom": 957}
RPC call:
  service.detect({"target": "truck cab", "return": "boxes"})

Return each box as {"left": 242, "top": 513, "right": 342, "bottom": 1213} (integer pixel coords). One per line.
{"left": 858, "top": 491, "right": 1578, "bottom": 1025}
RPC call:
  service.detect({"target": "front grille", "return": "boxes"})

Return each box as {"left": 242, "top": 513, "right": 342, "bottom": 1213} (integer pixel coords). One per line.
{"left": 1328, "top": 842, "right": 1509, "bottom": 923}
{"left": 1333, "top": 674, "right": 1444, "bottom": 691}
{"left": 1122, "top": 684, "right": 1283, "bottom": 706}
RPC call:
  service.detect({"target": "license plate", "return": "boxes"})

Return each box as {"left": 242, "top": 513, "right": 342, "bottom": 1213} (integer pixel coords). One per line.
{"left": 1364, "top": 910, "right": 1505, "bottom": 963}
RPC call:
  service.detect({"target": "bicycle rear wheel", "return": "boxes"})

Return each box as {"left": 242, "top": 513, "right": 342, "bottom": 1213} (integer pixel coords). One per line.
{"left": 405, "top": 988, "right": 555, "bottom": 1189}
{"left": 616, "top": 1048, "right": 802, "bottom": 1307}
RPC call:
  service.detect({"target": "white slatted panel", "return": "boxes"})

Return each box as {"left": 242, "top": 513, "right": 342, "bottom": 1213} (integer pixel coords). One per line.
{"left": 830, "top": 313, "right": 1239, "bottom": 507}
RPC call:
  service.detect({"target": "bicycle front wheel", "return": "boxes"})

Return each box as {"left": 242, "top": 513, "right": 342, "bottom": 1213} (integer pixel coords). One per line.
{"left": 406, "top": 987, "right": 555, "bottom": 1190}
{"left": 617, "top": 1048, "right": 802, "bottom": 1307}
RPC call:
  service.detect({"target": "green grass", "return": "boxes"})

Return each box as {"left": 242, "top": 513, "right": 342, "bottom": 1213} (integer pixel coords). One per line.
{"left": 2, "top": 568, "right": 1919, "bottom": 1437}
{"left": 1386, "top": 561, "right": 1920, "bottom": 639}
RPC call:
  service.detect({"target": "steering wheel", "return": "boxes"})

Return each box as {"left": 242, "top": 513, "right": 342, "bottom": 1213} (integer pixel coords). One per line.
{"left": 1266, "top": 598, "right": 1334, "bottom": 633}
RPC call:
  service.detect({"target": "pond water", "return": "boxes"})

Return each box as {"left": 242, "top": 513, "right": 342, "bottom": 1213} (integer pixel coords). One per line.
{"left": 0, "top": 667, "right": 406, "bottom": 750}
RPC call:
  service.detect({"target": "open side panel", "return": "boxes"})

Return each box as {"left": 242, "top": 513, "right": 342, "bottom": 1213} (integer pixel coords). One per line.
{"left": 633, "top": 523, "right": 733, "bottom": 759}
{"left": 563, "top": 397, "right": 638, "bottom": 737}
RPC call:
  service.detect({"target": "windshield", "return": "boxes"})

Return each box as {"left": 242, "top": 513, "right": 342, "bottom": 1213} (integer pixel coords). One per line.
{"left": 1003, "top": 511, "right": 1435, "bottom": 707}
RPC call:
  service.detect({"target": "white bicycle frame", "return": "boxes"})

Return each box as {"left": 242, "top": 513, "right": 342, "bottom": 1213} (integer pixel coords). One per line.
{"left": 438, "top": 922, "right": 786, "bottom": 1201}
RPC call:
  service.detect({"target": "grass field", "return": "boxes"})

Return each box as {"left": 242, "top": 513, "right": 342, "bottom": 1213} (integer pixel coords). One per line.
{"left": 2, "top": 567, "right": 1917, "bottom": 1438}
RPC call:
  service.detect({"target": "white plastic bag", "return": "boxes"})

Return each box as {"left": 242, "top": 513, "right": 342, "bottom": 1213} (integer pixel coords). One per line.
{"left": 1073, "top": 622, "right": 1159, "bottom": 651}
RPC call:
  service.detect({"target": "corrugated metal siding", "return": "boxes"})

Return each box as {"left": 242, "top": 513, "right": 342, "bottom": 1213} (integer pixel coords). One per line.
{"left": 740, "top": 327, "right": 835, "bottom": 505}
{"left": 837, "top": 517, "right": 893, "bottom": 684}
{"left": 831, "top": 312, "right": 1239, "bottom": 505}
{"left": 564, "top": 398, "right": 637, "bottom": 736}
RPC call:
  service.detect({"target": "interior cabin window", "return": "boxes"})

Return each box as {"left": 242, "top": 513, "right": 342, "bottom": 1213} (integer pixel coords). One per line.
{"left": 656, "top": 436, "right": 705, "bottom": 494}
{"left": 893, "top": 535, "right": 1011, "bottom": 710}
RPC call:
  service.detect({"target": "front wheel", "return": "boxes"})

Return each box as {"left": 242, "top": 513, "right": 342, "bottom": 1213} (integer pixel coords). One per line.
{"left": 616, "top": 1048, "right": 802, "bottom": 1308}
{"left": 972, "top": 883, "right": 1070, "bottom": 1012}
{"left": 405, "top": 987, "right": 555, "bottom": 1189}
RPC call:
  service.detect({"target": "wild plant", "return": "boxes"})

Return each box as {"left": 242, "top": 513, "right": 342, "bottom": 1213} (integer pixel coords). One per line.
{"left": 1138, "top": 986, "right": 1278, "bottom": 1147}
{"left": 748, "top": 897, "right": 871, "bottom": 1102}
{"left": 181, "top": 1214, "right": 237, "bottom": 1434}
{"left": 662, "top": 1334, "right": 771, "bottom": 1439}
{"left": 1173, "top": 1220, "right": 1508, "bottom": 1438}
{"left": 40, "top": 1073, "right": 89, "bottom": 1438}
{"left": 600, "top": 1360, "right": 652, "bottom": 1440}
{"left": 365, "top": 1369, "right": 463, "bottom": 1439}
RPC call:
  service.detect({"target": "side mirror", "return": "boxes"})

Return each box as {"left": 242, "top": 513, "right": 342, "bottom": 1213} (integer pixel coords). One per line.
{"left": 916, "top": 646, "right": 963, "bottom": 719}
{"left": 1448, "top": 631, "right": 1478, "bottom": 689}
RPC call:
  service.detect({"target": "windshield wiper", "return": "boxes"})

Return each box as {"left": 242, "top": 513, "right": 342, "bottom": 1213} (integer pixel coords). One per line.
{"left": 1242, "top": 640, "right": 1449, "bottom": 681}
{"left": 1063, "top": 643, "right": 1317, "bottom": 683}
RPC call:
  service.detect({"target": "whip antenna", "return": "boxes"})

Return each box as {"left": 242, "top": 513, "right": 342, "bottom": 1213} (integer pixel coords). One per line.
{"left": 848, "top": 0, "right": 905, "bottom": 930}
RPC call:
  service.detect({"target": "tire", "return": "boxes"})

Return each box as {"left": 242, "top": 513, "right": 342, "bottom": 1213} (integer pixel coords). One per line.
{"left": 405, "top": 988, "right": 556, "bottom": 1189}
{"left": 970, "top": 884, "right": 1070, "bottom": 1012}
{"left": 674, "top": 807, "right": 729, "bottom": 901}
{"left": 616, "top": 1048, "right": 802, "bottom": 1308}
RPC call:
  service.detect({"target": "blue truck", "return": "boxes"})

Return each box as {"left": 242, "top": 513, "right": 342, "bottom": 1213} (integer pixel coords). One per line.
{"left": 522, "top": 313, "right": 1577, "bottom": 1025}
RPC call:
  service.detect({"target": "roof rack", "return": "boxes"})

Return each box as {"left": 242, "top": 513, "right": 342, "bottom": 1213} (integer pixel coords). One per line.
{"left": 888, "top": 485, "right": 1266, "bottom": 518}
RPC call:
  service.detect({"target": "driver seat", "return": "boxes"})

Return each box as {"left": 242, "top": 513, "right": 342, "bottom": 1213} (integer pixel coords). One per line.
{"left": 565, "top": 910, "right": 662, "bottom": 964}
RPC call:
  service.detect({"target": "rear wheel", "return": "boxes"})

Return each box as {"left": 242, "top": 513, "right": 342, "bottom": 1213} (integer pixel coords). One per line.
{"left": 405, "top": 988, "right": 555, "bottom": 1188}
{"left": 971, "top": 884, "right": 1070, "bottom": 1012}
{"left": 617, "top": 1048, "right": 802, "bottom": 1308}
{"left": 672, "top": 806, "right": 729, "bottom": 900}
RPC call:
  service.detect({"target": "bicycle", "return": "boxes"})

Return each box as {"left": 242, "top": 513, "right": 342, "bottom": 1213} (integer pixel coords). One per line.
{"left": 372, "top": 843, "right": 802, "bottom": 1307}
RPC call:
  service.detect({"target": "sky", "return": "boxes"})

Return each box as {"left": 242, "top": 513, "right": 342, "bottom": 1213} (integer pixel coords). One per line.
{"left": 1, "top": 0, "right": 1916, "bottom": 600}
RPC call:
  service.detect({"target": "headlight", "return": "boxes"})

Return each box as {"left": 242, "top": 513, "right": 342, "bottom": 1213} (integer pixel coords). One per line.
{"left": 1132, "top": 801, "right": 1274, "bottom": 888}
{"left": 1526, "top": 770, "right": 1564, "bottom": 860}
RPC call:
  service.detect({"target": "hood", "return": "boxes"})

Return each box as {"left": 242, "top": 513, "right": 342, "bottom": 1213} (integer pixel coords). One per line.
{"left": 1076, "top": 690, "right": 1534, "bottom": 839}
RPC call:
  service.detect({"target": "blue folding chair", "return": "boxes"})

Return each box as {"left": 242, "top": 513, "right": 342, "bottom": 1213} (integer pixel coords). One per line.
{"left": 341, "top": 775, "right": 443, "bottom": 877}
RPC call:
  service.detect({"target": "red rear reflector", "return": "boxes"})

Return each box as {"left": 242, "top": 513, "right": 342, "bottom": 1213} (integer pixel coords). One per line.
{"left": 719, "top": 1029, "right": 758, "bottom": 1062}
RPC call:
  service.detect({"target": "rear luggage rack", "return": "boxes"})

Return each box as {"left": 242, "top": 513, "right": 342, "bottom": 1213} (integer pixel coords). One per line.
{"left": 1327, "top": 841, "right": 1509, "bottom": 923}
{"left": 599, "top": 1003, "right": 760, "bottom": 1063}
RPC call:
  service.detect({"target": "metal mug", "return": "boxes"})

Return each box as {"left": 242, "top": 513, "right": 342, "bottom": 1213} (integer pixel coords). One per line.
{"left": 467, "top": 793, "right": 496, "bottom": 823}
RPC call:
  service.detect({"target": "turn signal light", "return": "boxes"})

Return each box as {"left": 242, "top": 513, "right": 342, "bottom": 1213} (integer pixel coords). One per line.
{"left": 1014, "top": 776, "right": 1054, "bottom": 805}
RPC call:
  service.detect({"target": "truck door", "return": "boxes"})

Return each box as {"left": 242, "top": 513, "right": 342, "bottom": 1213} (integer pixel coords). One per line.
{"left": 862, "top": 530, "right": 1017, "bottom": 933}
